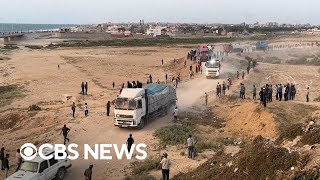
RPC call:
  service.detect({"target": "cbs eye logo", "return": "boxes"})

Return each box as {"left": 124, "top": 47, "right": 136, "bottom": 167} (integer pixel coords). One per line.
{"left": 20, "top": 143, "right": 37, "bottom": 160}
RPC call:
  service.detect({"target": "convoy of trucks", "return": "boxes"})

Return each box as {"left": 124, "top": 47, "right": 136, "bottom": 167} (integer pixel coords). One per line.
{"left": 196, "top": 45, "right": 213, "bottom": 62}
{"left": 205, "top": 59, "right": 220, "bottom": 78}
{"left": 114, "top": 84, "right": 177, "bottom": 129}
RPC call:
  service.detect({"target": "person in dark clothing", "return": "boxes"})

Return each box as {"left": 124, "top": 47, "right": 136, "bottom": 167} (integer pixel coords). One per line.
{"left": 190, "top": 65, "right": 192, "bottom": 71}
{"left": 306, "top": 87, "right": 310, "bottom": 102}
{"left": 61, "top": 125, "right": 70, "bottom": 145}
{"left": 216, "top": 84, "right": 220, "bottom": 97}
{"left": 127, "top": 134, "right": 134, "bottom": 152}
{"left": 237, "top": 71, "right": 239, "bottom": 79}
{"left": 112, "top": 82, "right": 115, "bottom": 89}
{"left": 275, "top": 84, "right": 279, "bottom": 100}
{"left": 247, "top": 66, "right": 250, "bottom": 74}
{"left": 0, "top": 147, "right": 5, "bottom": 170}
{"left": 84, "top": 165, "right": 93, "bottom": 180}
{"left": 106, "top": 101, "right": 111, "bottom": 116}
{"left": 242, "top": 71, "right": 245, "bottom": 79}
{"left": 149, "top": 74, "right": 153, "bottom": 83}
{"left": 71, "top": 102, "right": 76, "bottom": 118}
{"left": 127, "top": 81, "right": 132, "bottom": 88}
{"left": 259, "top": 88, "right": 264, "bottom": 105}
{"left": 85, "top": 82, "right": 88, "bottom": 95}
{"left": 3, "top": 154, "right": 9, "bottom": 178}
{"left": 162, "top": 59, "right": 164, "bottom": 65}
{"left": 165, "top": 74, "right": 168, "bottom": 82}
{"left": 263, "top": 88, "right": 268, "bottom": 107}
{"left": 291, "top": 84, "right": 296, "bottom": 100}
{"left": 284, "top": 85, "right": 289, "bottom": 101}
{"left": 137, "top": 81, "right": 142, "bottom": 88}
{"left": 278, "top": 84, "right": 283, "bottom": 101}
{"left": 122, "top": 83, "right": 125, "bottom": 89}
{"left": 81, "top": 82, "right": 85, "bottom": 95}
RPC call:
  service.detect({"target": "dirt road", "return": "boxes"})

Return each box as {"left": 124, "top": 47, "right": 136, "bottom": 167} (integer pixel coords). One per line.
{"left": 63, "top": 61, "right": 236, "bottom": 180}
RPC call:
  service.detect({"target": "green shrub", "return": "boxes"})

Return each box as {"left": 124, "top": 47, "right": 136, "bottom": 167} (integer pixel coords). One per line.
{"left": 154, "top": 125, "right": 194, "bottom": 146}
{"left": 130, "top": 158, "right": 161, "bottom": 175}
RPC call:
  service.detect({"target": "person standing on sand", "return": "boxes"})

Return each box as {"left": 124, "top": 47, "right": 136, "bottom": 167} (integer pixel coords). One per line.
{"left": 242, "top": 71, "right": 245, "bottom": 79}
{"left": 112, "top": 82, "right": 115, "bottom": 89}
{"left": 127, "top": 134, "right": 134, "bottom": 152}
{"left": 162, "top": 59, "right": 164, "bottom": 65}
{"left": 165, "top": 74, "right": 168, "bottom": 82}
{"left": 149, "top": 74, "right": 153, "bottom": 83}
{"left": 71, "top": 102, "right": 76, "bottom": 118}
{"left": 61, "top": 125, "right": 70, "bottom": 145}
{"left": 173, "top": 106, "right": 178, "bottom": 122}
{"left": 0, "top": 147, "right": 5, "bottom": 170}
{"left": 160, "top": 152, "right": 171, "bottom": 180}
{"left": 84, "top": 165, "right": 93, "bottom": 180}
{"left": 187, "top": 135, "right": 195, "bottom": 159}
{"left": 306, "top": 87, "right": 310, "bottom": 102}
{"left": 3, "top": 153, "right": 9, "bottom": 178}
{"left": 58, "top": 64, "right": 60, "bottom": 69}
{"left": 81, "top": 82, "right": 85, "bottom": 95}
{"left": 85, "top": 82, "right": 88, "bottom": 95}
{"left": 106, "top": 101, "right": 111, "bottom": 116}
{"left": 84, "top": 103, "right": 89, "bottom": 117}
{"left": 205, "top": 92, "right": 208, "bottom": 106}
{"left": 278, "top": 84, "right": 283, "bottom": 101}
{"left": 253, "top": 85, "right": 257, "bottom": 100}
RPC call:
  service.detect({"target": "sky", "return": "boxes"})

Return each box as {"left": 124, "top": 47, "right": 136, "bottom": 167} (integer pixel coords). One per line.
{"left": 0, "top": 0, "right": 319, "bottom": 25}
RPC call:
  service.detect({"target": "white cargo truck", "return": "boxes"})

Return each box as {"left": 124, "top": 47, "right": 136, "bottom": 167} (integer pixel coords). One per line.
{"left": 205, "top": 59, "right": 220, "bottom": 78}
{"left": 114, "top": 84, "right": 177, "bottom": 129}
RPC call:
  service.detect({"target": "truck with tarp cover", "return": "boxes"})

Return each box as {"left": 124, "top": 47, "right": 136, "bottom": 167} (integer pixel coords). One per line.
{"left": 114, "top": 84, "right": 176, "bottom": 129}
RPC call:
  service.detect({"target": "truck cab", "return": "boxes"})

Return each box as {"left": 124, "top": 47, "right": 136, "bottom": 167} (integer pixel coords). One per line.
{"left": 114, "top": 88, "right": 146, "bottom": 128}
{"left": 205, "top": 59, "right": 220, "bottom": 78}
{"left": 6, "top": 149, "right": 71, "bottom": 180}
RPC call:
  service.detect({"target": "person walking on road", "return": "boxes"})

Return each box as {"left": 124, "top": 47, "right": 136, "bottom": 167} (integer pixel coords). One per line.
{"left": 61, "top": 125, "right": 70, "bottom": 145}
{"left": 72, "top": 102, "right": 76, "bottom": 118}
{"left": 160, "top": 153, "right": 171, "bottom": 180}
{"left": 84, "top": 103, "right": 89, "bottom": 117}
{"left": 127, "top": 134, "right": 134, "bottom": 152}
{"left": 106, "top": 101, "right": 111, "bottom": 116}
{"left": 173, "top": 106, "right": 178, "bottom": 122}
{"left": 84, "top": 165, "right": 93, "bottom": 180}
{"left": 187, "top": 135, "right": 195, "bottom": 159}
{"left": 205, "top": 92, "right": 208, "bottom": 106}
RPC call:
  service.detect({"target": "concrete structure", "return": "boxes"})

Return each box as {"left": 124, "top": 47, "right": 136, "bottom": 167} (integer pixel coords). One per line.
{"left": 0, "top": 33, "right": 24, "bottom": 44}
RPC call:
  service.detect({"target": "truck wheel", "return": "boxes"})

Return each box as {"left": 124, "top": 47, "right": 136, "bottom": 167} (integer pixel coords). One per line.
{"left": 56, "top": 167, "right": 66, "bottom": 180}
{"left": 137, "top": 118, "right": 145, "bottom": 129}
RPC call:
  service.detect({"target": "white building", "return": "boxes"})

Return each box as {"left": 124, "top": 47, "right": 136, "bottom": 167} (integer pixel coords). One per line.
{"left": 146, "top": 26, "right": 167, "bottom": 37}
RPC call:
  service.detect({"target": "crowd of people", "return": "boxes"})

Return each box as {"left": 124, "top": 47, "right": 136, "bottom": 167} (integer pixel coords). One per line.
{"left": 236, "top": 82, "right": 310, "bottom": 107}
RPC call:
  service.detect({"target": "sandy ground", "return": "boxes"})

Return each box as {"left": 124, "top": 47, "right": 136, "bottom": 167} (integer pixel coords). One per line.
{"left": 0, "top": 45, "right": 237, "bottom": 179}
{"left": 1, "top": 37, "right": 320, "bottom": 179}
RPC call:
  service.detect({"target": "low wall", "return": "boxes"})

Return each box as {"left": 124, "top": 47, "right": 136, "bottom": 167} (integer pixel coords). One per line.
{"left": 52, "top": 32, "right": 112, "bottom": 40}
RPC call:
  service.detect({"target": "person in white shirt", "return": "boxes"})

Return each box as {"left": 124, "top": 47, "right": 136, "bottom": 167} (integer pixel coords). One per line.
{"left": 173, "top": 106, "right": 178, "bottom": 122}
{"left": 84, "top": 103, "right": 89, "bottom": 116}
{"left": 15, "top": 149, "right": 22, "bottom": 172}
{"left": 160, "top": 152, "right": 171, "bottom": 180}
{"left": 187, "top": 135, "right": 195, "bottom": 159}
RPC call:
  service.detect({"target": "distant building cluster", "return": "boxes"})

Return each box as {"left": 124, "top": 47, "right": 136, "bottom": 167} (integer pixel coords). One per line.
{"left": 52, "top": 20, "right": 320, "bottom": 39}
